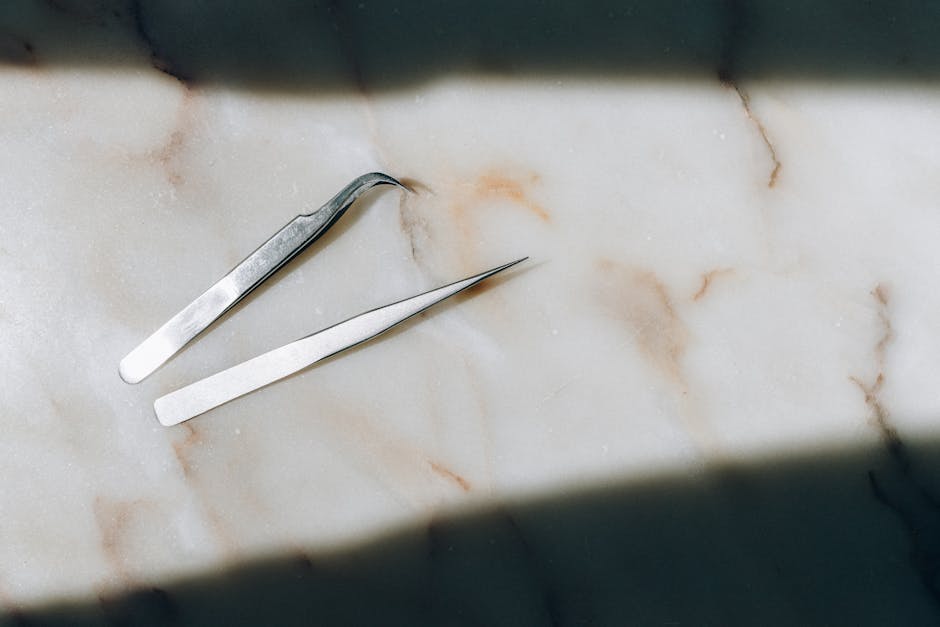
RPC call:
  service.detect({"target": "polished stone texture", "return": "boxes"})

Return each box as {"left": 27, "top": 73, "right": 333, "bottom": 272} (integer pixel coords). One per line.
{"left": 2, "top": 1, "right": 940, "bottom": 625}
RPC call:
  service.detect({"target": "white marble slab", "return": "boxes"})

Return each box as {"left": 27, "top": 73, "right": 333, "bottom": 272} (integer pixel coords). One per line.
{"left": 2, "top": 1, "right": 940, "bottom": 624}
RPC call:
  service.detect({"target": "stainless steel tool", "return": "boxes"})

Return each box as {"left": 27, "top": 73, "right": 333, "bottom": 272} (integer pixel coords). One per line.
{"left": 119, "top": 172, "right": 406, "bottom": 384}
{"left": 154, "top": 258, "right": 526, "bottom": 426}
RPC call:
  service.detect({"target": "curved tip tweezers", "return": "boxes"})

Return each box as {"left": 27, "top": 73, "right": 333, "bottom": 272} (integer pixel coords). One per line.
{"left": 119, "top": 173, "right": 407, "bottom": 384}
{"left": 154, "top": 257, "right": 527, "bottom": 426}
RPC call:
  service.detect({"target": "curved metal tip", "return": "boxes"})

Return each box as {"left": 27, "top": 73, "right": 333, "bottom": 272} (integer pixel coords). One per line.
{"left": 354, "top": 172, "right": 410, "bottom": 191}
{"left": 342, "top": 172, "right": 409, "bottom": 199}
{"left": 305, "top": 172, "right": 409, "bottom": 218}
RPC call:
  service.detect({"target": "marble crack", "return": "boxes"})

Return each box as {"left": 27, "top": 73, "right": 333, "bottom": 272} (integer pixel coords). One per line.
{"left": 398, "top": 181, "right": 433, "bottom": 266}
{"left": 128, "top": 0, "right": 192, "bottom": 83}
{"left": 716, "top": 2, "right": 781, "bottom": 189}
{"left": 854, "top": 285, "right": 940, "bottom": 607}
{"left": 500, "top": 510, "right": 564, "bottom": 626}
{"left": 716, "top": 0, "right": 745, "bottom": 87}
{"left": 429, "top": 461, "right": 471, "bottom": 492}
{"left": 692, "top": 268, "right": 734, "bottom": 301}
{"left": 729, "top": 84, "right": 781, "bottom": 188}
{"left": 851, "top": 285, "right": 902, "bottom": 463}
{"left": 868, "top": 470, "right": 940, "bottom": 608}
{"left": 399, "top": 208, "right": 420, "bottom": 260}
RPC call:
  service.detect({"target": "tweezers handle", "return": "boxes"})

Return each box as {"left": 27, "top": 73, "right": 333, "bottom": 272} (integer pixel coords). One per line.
{"left": 119, "top": 172, "right": 404, "bottom": 384}
{"left": 154, "top": 258, "right": 526, "bottom": 426}
{"left": 119, "top": 215, "right": 317, "bottom": 384}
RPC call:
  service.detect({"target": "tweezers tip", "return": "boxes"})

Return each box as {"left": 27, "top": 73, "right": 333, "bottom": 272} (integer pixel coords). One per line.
{"left": 389, "top": 175, "right": 415, "bottom": 194}
{"left": 496, "top": 256, "right": 529, "bottom": 272}
{"left": 360, "top": 172, "right": 412, "bottom": 193}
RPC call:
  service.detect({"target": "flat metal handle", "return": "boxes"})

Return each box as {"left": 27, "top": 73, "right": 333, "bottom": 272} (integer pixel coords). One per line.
{"left": 154, "top": 258, "right": 526, "bottom": 426}
{"left": 119, "top": 172, "right": 405, "bottom": 384}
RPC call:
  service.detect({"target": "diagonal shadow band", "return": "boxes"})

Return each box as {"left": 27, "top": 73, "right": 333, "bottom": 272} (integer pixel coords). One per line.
{"left": 5, "top": 436, "right": 940, "bottom": 626}
{"left": 1, "top": 1, "right": 939, "bottom": 91}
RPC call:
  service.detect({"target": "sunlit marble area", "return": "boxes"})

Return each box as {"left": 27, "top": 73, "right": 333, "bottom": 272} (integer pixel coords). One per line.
{"left": 2, "top": 1, "right": 940, "bottom": 625}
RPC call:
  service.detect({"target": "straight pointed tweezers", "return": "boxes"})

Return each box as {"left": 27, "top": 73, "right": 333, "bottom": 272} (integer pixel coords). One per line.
{"left": 120, "top": 173, "right": 406, "bottom": 384}
{"left": 154, "top": 258, "right": 526, "bottom": 426}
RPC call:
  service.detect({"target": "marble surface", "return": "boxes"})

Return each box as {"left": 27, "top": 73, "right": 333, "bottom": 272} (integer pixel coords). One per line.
{"left": 2, "top": 1, "right": 940, "bottom": 625}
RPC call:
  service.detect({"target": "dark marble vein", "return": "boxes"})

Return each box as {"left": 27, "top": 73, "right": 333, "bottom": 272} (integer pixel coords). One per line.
{"left": 855, "top": 285, "right": 940, "bottom": 609}
{"left": 717, "top": 0, "right": 746, "bottom": 85}
{"left": 730, "top": 85, "right": 781, "bottom": 188}
{"left": 500, "top": 510, "right": 564, "bottom": 627}
{"left": 127, "top": 0, "right": 191, "bottom": 83}
{"left": 717, "top": 0, "right": 781, "bottom": 188}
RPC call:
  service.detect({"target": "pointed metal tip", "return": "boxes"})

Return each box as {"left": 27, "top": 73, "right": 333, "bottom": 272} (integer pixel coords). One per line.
{"left": 150, "top": 255, "right": 530, "bottom": 425}
{"left": 459, "top": 256, "right": 528, "bottom": 287}
{"left": 490, "top": 256, "right": 529, "bottom": 274}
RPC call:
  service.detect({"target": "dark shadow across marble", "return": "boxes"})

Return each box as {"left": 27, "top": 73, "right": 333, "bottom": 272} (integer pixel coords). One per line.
{"left": 5, "top": 436, "right": 940, "bottom": 626}
{"left": 0, "top": 1, "right": 939, "bottom": 90}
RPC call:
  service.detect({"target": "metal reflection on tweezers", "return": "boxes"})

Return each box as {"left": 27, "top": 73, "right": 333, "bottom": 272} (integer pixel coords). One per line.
{"left": 154, "top": 258, "right": 526, "bottom": 426}
{"left": 119, "top": 173, "right": 406, "bottom": 384}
